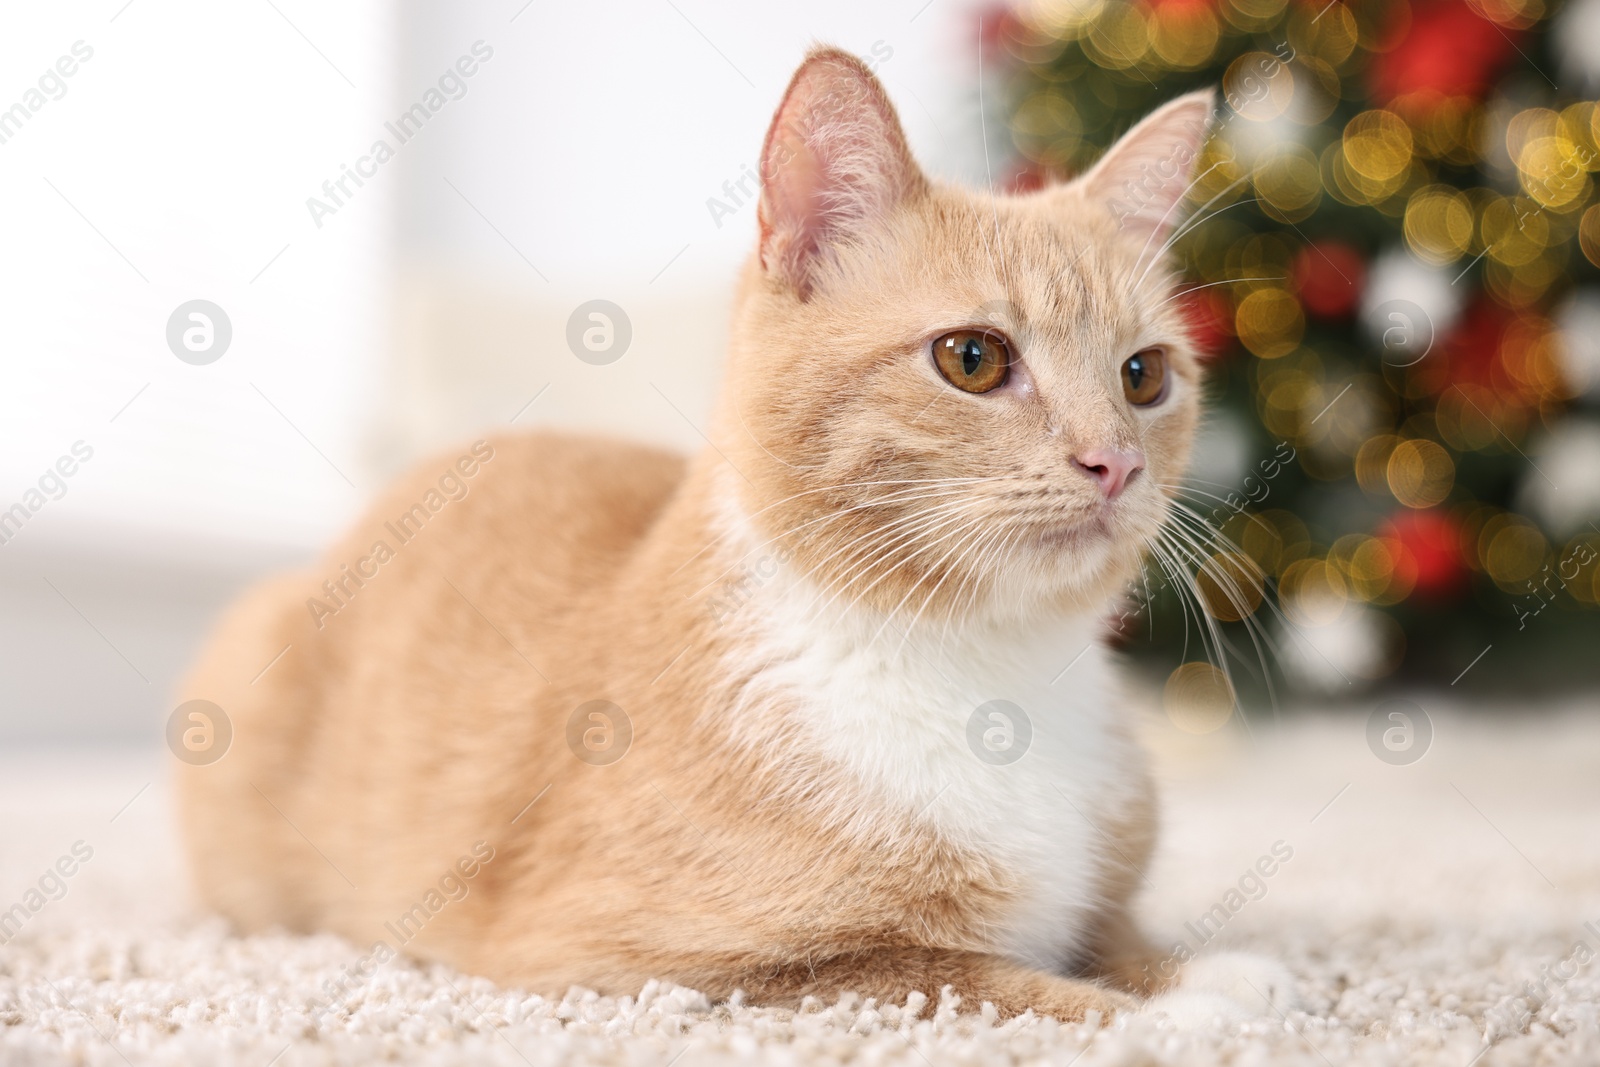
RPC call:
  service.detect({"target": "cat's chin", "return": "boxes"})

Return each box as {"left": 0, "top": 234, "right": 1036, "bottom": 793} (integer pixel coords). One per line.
{"left": 1023, "top": 516, "right": 1164, "bottom": 609}
{"left": 1033, "top": 517, "right": 1113, "bottom": 552}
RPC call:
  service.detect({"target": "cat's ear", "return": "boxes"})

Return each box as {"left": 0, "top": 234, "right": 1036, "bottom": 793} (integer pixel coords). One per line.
{"left": 1078, "top": 89, "right": 1217, "bottom": 239}
{"left": 758, "top": 47, "right": 926, "bottom": 298}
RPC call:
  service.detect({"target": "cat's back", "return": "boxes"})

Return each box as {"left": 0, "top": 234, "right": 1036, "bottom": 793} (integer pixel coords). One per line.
{"left": 349, "top": 430, "right": 689, "bottom": 600}
{"left": 189, "top": 429, "right": 686, "bottom": 698}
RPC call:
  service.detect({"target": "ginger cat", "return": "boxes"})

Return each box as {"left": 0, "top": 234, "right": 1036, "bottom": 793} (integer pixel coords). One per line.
{"left": 178, "top": 48, "right": 1297, "bottom": 1023}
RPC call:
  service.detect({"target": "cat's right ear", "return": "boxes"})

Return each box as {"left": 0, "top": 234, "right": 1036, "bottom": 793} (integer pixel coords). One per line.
{"left": 758, "top": 48, "right": 926, "bottom": 299}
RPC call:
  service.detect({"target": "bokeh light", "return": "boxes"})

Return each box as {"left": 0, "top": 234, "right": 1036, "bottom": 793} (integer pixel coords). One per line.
{"left": 1386, "top": 438, "right": 1456, "bottom": 508}
{"left": 1007, "top": 0, "right": 1600, "bottom": 693}
{"left": 1163, "top": 661, "right": 1236, "bottom": 733}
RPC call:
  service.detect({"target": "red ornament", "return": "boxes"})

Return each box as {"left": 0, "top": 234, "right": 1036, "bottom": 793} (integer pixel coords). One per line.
{"left": 1414, "top": 297, "right": 1543, "bottom": 403}
{"left": 1380, "top": 509, "right": 1466, "bottom": 599}
{"left": 1178, "top": 287, "right": 1235, "bottom": 360}
{"left": 974, "top": 2, "right": 1026, "bottom": 62}
{"left": 1292, "top": 242, "right": 1365, "bottom": 319}
{"left": 1370, "top": 0, "right": 1520, "bottom": 111}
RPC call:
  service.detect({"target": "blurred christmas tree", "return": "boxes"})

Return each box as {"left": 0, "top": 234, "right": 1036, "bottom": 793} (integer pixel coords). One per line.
{"left": 995, "top": 0, "right": 1600, "bottom": 704}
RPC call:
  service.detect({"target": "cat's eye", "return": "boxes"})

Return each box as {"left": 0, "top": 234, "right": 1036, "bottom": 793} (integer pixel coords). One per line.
{"left": 1121, "top": 348, "right": 1167, "bottom": 406}
{"left": 933, "top": 329, "right": 1010, "bottom": 393}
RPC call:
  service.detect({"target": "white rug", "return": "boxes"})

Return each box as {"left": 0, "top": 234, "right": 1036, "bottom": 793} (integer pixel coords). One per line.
{"left": 3, "top": 703, "right": 1598, "bottom": 1065}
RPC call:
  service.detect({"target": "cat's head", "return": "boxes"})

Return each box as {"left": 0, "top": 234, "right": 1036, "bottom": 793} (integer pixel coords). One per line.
{"left": 715, "top": 47, "right": 1216, "bottom": 625}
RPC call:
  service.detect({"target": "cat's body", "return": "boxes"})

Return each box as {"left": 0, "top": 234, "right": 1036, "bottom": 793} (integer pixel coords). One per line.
{"left": 180, "top": 49, "right": 1297, "bottom": 1022}
{"left": 182, "top": 434, "right": 1156, "bottom": 1014}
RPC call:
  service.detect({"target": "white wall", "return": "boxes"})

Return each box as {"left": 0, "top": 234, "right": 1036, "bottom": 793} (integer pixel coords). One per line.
{"left": 0, "top": 0, "right": 393, "bottom": 556}
{"left": 0, "top": 1, "right": 392, "bottom": 741}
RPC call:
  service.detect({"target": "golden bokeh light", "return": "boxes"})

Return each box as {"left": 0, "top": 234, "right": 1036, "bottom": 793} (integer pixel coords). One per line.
{"left": 1314, "top": 375, "right": 1387, "bottom": 457}
{"left": 1500, "top": 313, "right": 1570, "bottom": 400}
{"left": 1288, "top": 1, "right": 1357, "bottom": 65}
{"left": 1260, "top": 509, "right": 1312, "bottom": 576}
{"left": 1149, "top": 2, "right": 1220, "bottom": 69}
{"left": 1223, "top": 0, "right": 1289, "bottom": 32}
{"left": 1578, "top": 204, "right": 1600, "bottom": 269}
{"left": 1386, "top": 438, "right": 1455, "bottom": 508}
{"left": 1355, "top": 434, "right": 1400, "bottom": 495}
{"left": 1436, "top": 388, "right": 1503, "bottom": 452}
{"left": 1235, "top": 287, "right": 1305, "bottom": 359}
{"left": 1484, "top": 246, "right": 1567, "bottom": 308}
{"left": 1505, "top": 106, "right": 1561, "bottom": 162}
{"left": 1224, "top": 51, "right": 1295, "bottom": 121}
{"left": 1343, "top": 110, "right": 1414, "bottom": 184}
{"left": 1518, "top": 136, "right": 1593, "bottom": 211}
{"left": 1467, "top": 0, "right": 1545, "bottom": 29}
{"left": 1260, "top": 365, "right": 1317, "bottom": 436}
{"left": 1191, "top": 139, "right": 1247, "bottom": 203}
{"left": 1565, "top": 536, "right": 1600, "bottom": 604}
{"left": 1481, "top": 196, "right": 1549, "bottom": 267}
{"left": 1410, "top": 97, "right": 1481, "bottom": 165}
{"left": 1403, "top": 185, "right": 1474, "bottom": 264}
{"left": 1353, "top": 536, "right": 1405, "bottom": 604}
{"left": 1557, "top": 101, "right": 1600, "bottom": 160}
{"left": 1229, "top": 232, "right": 1298, "bottom": 278}
{"left": 1281, "top": 557, "right": 1348, "bottom": 626}
{"left": 1023, "top": 0, "right": 1108, "bottom": 39}
{"left": 1196, "top": 551, "right": 1266, "bottom": 622}
{"left": 1321, "top": 140, "right": 1366, "bottom": 206}
{"left": 1225, "top": 511, "right": 1284, "bottom": 575}
{"left": 1012, "top": 89, "right": 1081, "bottom": 168}
{"left": 1254, "top": 144, "right": 1324, "bottom": 220}
{"left": 1480, "top": 515, "right": 1550, "bottom": 589}
{"left": 1163, "top": 661, "right": 1236, "bottom": 734}
{"left": 1082, "top": 4, "right": 1150, "bottom": 69}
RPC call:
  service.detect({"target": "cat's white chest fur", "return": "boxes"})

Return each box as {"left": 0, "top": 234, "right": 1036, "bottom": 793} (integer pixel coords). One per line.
{"left": 737, "top": 558, "right": 1147, "bottom": 972}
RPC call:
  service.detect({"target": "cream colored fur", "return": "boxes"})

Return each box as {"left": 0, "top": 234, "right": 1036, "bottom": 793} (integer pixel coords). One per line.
{"left": 177, "top": 47, "right": 1295, "bottom": 1023}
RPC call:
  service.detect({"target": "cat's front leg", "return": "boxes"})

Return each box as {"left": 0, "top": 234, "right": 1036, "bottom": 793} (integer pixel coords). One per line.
{"left": 735, "top": 946, "right": 1136, "bottom": 1023}
{"left": 1079, "top": 906, "right": 1180, "bottom": 996}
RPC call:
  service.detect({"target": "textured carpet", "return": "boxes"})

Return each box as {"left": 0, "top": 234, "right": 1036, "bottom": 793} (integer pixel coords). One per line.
{"left": 2, "top": 702, "right": 1598, "bottom": 1066}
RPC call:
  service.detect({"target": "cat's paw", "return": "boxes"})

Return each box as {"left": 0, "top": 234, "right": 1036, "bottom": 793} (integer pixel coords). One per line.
{"left": 1138, "top": 989, "right": 1253, "bottom": 1027}
{"left": 1175, "top": 952, "right": 1301, "bottom": 1016}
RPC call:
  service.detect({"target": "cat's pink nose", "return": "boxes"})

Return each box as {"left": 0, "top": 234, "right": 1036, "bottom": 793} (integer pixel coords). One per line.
{"left": 1072, "top": 448, "right": 1145, "bottom": 500}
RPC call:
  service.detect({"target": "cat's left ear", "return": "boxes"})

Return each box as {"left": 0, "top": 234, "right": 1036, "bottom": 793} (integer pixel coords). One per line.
{"left": 1078, "top": 89, "right": 1218, "bottom": 239}
{"left": 758, "top": 48, "right": 928, "bottom": 299}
